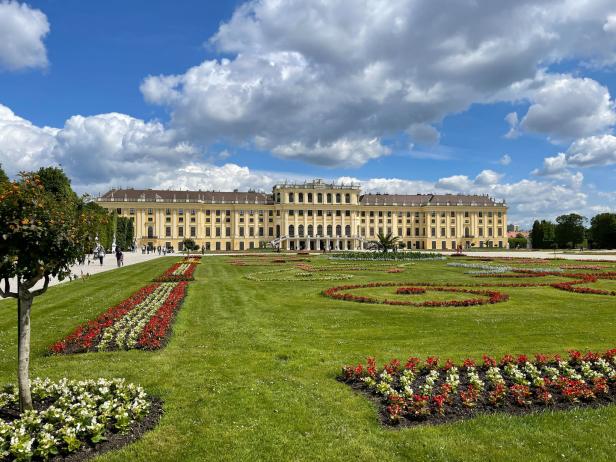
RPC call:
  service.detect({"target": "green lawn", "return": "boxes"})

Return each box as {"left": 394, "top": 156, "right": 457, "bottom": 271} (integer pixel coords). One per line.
{"left": 1, "top": 256, "right": 616, "bottom": 461}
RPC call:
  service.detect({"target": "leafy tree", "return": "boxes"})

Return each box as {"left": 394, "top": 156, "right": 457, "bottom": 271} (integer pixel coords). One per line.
{"left": 589, "top": 213, "right": 616, "bottom": 249}
{"left": 0, "top": 164, "right": 8, "bottom": 184}
{"left": 555, "top": 214, "right": 586, "bottom": 249}
{"left": 181, "top": 238, "right": 199, "bottom": 256}
{"left": 530, "top": 220, "right": 556, "bottom": 249}
{"left": 116, "top": 216, "right": 135, "bottom": 250}
{"left": 35, "top": 166, "right": 78, "bottom": 202}
{"left": 371, "top": 232, "right": 400, "bottom": 253}
{"left": 82, "top": 202, "right": 115, "bottom": 250}
{"left": 398, "top": 242, "right": 406, "bottom": 250}
{"left": 0, "top": 172, "right": 103, "bottom": 411}
{"left": 508, "top": 233, "right": 528, "bottom": 249}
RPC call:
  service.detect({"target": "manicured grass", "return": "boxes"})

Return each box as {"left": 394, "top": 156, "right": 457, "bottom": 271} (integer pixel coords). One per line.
{"left": 1, "top": 256, "right": 616, "bottom": 461}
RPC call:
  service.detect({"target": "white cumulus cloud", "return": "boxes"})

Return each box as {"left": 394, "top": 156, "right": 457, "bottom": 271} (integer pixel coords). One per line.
{"left": 0, "top": 1, "right": 49, "bottom": 71}
{"left": 140, "top": 0, "right": 616, "bottom": 166}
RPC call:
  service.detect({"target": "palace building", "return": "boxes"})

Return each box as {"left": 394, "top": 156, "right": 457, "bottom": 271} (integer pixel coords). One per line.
{"left": 97, "top": 179, "right": 508, "bottom": 251}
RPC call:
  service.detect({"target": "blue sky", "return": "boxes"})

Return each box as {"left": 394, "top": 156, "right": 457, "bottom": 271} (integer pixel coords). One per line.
{"left": 1, "top": 0, "right": 616, "bottom": 227}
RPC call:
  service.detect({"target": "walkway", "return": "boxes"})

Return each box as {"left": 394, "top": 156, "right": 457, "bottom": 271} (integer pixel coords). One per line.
{"left": 1, "top": 252, "right": 167, "bottom": 298}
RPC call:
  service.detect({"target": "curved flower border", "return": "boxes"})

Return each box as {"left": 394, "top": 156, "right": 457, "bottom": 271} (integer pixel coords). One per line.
{"left": 322, "top": 282, "right": 509, "bottom": 307}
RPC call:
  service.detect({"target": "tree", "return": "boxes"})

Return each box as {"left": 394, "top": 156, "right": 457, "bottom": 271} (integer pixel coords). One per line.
{"left": 0, "top": 163, "right": 8, "bottom": 184}
{"left": 181, "top": 238, "right": 199, "bottom": 256}
{"left": 555, "top": 214, "right": 586, "bottom": 249}
{"left": 589, "top": 213, "right": 616, "bottom": 249}
{"left": 530, "top": 220, "right": 556, "bottom": 249}
{"left": 398, "top": 242, "right": 406, "bottom": 250}
{"left": 508, "top": 233, "right": 528, "bottom": 249}
{"left": 35, "top": 166, "right": 78, "bottom": 202}
{"left": 371, "top": 232, "right": 400, "bottom": 253}
{"left": 116, "top": 216, "right": 135, "bottom": 250}
{"left": 82, "top": 202, "right": 115, "bottom": 251}
{"left": 0, "top": 172, "right": 102, "bottom": 411}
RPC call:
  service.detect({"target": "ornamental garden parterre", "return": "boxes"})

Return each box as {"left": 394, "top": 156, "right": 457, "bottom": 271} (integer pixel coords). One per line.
{"left": 2, "top": 250, "right": 616, "bottom": 461}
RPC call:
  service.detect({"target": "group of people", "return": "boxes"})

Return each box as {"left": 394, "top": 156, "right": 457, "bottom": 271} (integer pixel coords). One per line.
{"left": 142, "top": 245, "right": 173, "bottom": 255}
{"left": 88, "top": 245, "right": 124, "bottom": 267}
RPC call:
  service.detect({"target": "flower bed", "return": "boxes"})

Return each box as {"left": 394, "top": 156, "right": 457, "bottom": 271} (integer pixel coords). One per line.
{"left": 323, "top": 283, "right": 509, "bottom": 307}
{"left": 340, "top": 349, "right": 616, "bottom": 427}
{"left": 551, "top": 281, "right": 616, "bottom": 296}
{"left": 153, "top": 262, "right": 197, "bottom": 282}
{"left": 330, "top": 251, "right": 445, "bottom": 261}
{"left": 50, "top": 282, "right": 189, "bottom": 353}
{"left": 244, "top": 268, "right": 354, "bottom": 282}
{"left": 182, "top": 256, "right": 202, "bottom": 264}
{"left": 0, "top": 378, "right": 160, "bottom": 461}
{"left": 396, "top": 287, "right": 426, "bottom": 294}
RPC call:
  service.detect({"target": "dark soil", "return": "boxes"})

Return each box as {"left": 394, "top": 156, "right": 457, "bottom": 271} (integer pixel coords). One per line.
{"left": 1, "top": 397, "right": 163, "bottom": 462}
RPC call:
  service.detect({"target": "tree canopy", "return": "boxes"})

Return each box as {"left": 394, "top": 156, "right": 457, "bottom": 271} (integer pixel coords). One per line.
{"left": 371, "top": 232, "right": 400, "bottom": 253}
{"left": 555, "top": 214, "right": 586, "bottom": 249}
{"left": 116, "top": 216, "right": 135, "bottom": 250}
{"left": 589, "top": 213, "right": 616, "bottom": 249}
{"left": 529, "top": 220, "right": 555, "bottom": 249}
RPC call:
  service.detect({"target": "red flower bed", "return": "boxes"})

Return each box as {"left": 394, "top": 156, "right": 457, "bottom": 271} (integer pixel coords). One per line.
{"left": 551, "top": 281, "right": 616, "bottom": 296}
{"left": 340, "top": 348, "right": 616, "bottom": 427}
{"left": 323, "top": 282, "right": 508, "bottom": 307}
{"left": 396, "top": 287, "right": 426, "bottom": 294}
{"left": 153, "top": 262, "right": 197, "bottom": 282}
{"left": 50, "top": 284, "right": 159, "bottom": 354}
{"left": 138, "top": 281, "right": 189, "bottom": 349}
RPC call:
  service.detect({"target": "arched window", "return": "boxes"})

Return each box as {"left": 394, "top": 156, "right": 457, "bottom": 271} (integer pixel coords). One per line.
{"left": 345, "top": 193, "right": 351, "bottom": 203}
{"left": 327, "top": 225, "right": 333, "bottom": 236}
{"left": 335, "top": 193, "right": 341, "bottom": 203}
{"left": 289, "top": 225, "right": 295, "bottom": 237}
{"left": 298, "top": 192, "right": 304, "bottom": 203}
{"left": 307, "top": 193, "right": 313, "bottom": 202}
{"left": 327, "top": 193, "right": 332, "bottom": 203}
{"left": 288, "top": 192, "right": 294, "bottom": 203}
{"left": 317, "top": 193, "right": 323, "bottom": 203}
{"left": 336, "top": 225, "right": 342, "bottom": 236}
{"left": 307, "top": 225, "right": 314, "bottom": 237}
{"left": 147, "top": 226, "right": 154, "bottom": 238}
{"left": 298, "top": 225, "right": 305, "bottom": 237}
{"left": 345, "top": 225, "right": 351, "bottom": 237}
{"left": 317, "top": 224, "right": 323, "bottom": 236}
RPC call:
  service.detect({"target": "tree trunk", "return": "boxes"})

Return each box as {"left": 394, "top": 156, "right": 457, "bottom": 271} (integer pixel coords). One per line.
{"left": 17, "top": 285, "right": 33, "bottom": 411}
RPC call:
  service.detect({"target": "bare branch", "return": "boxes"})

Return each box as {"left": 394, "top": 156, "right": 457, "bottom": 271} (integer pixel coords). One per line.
{"left": 31, "top": 275, "right": 50, "bottom": 297}
{"left": 21, "top": 270, "right": 43, "bottom": 291}
{"left": 0, "top": 278, "right": 18, "bottom": 299}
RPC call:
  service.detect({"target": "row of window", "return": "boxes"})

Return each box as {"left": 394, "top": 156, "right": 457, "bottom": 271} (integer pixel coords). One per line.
{"left": 278, "top": 192, "right": 353, "bottom": 204}
{"left": 288, "top": 224, "right": 351, "bottom": 238}
{"left": 361, "top": 227, "right": 504, "bottom": 238}
{"left": 148, "top": 225, "right": 282, "bottom": 239}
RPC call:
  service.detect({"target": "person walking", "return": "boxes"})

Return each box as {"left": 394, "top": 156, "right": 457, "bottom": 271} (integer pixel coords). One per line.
{"left": 115, "top": 247, "right": 123, "bottom": 268}
{"left": 97, "top": 246, "right": 105, "bottom": 266}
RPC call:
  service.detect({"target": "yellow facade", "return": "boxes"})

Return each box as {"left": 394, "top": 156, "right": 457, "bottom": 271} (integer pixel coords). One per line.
{"left": 98, "top": 180, "right": 508, "bottom": 251}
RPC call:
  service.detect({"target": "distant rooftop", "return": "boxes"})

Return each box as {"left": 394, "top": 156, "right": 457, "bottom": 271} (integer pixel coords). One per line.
{"left": 359, "top": 193, "right": 504, "bottom": 207}
{"left": 273, "top": 179, "right": 360, "bottom": 190}
{"left": 99, "top": 186, "right": 505, "bottom": 207}
{"left": 99, "top": 188, "right": 273, "bottom": 204}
